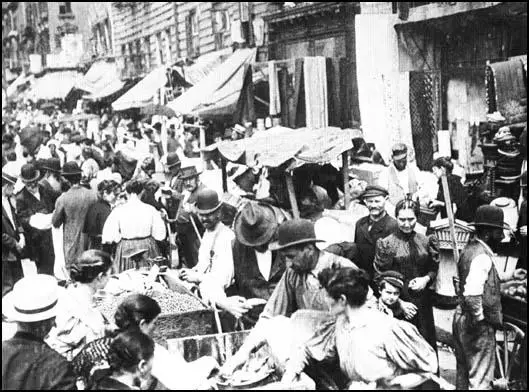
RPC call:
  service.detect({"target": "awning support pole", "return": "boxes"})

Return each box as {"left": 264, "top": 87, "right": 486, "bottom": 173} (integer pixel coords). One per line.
{"left": 221, "top": 157, "right": 228, "bottom": 193}
{"left": 286, "top": 171, "right": 300, "bottom": 219}
{"left": 342, "top": 151, "right": 350, "bottom": 210}
{"left": 199, "top": 123, "right": 206, "bottom": 164}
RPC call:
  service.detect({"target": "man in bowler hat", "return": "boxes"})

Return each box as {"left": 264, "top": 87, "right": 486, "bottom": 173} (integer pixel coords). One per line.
{"left": 453, "top": 205, "right": 527, "bottom": 389}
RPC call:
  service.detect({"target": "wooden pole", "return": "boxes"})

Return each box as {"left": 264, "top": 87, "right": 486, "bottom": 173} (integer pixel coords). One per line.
{"left": 342, "top": 151, "right": 350, "bottom": 210}
{"left": 199, "top": 124, "right": 206, "bottom": 164}
{"left": 285, "top": 172, "right": 300, "bottom": 219}
{"left": 441, "top": 174, "right": 459, "bottom": 261}
{"left": 221, "top": 157, "right": 228, "bottom": 193}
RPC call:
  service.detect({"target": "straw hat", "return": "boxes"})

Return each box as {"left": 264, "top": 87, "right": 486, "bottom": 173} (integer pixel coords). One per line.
{"left": 2, "top": 275, "right": 59, "bottom": 322}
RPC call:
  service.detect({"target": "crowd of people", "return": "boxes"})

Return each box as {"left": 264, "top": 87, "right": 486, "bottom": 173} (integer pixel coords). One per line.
{"left": 2, "top": 100, "right": 528, "bottom": 390}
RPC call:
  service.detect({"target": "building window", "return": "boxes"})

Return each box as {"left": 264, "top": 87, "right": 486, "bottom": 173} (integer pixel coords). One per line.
{"left": 212, "top": 9, "right": 230, "bottom": 50}
{"left": 164, "top": 29, "right": 172, "bottom": 65}
{"left": 143, "top": 36, "right": 151, "bottom": 71}
{"left": 59, "top": 2, "right": 72, "bottom": 15}
{"left": 186, "top": 9, "right": 199, "bottom": 58}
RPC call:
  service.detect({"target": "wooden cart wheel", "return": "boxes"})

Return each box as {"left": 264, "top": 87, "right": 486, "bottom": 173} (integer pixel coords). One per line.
{"left": 493, "top": 322, "right": 525, "bottom": 390}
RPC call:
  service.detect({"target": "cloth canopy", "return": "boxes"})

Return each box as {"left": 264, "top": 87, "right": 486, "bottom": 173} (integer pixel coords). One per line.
{"left": 26, "top": 71, "right": 84, "bottom": 101}
{"left": 76, "top": 60, "right": 121, "bottom": 95}
{"left": 112, "top": 67, "right": 168, "bottom": 111}
{"left": 168, "top": 48, "right": 257, "bottom": 117}
{"left": 215, "top": 126, "right": 354, "bottom": 169}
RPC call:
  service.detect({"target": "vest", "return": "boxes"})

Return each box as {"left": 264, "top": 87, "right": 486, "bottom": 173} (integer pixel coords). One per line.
{"left": 458, "top": 239, "right": 502, "bottom": 326}
{"left": 227, "top": 240, "right": 285, "bottom": 300}
{"left": 388, "top": 164, "right": 419, "bottom": 205}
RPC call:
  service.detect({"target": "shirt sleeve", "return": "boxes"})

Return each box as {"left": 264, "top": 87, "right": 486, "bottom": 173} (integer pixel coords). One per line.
{"left": 101, "top": 209, "right": 121, "bottom": 244}
{"left": 151, "top": 207, "right": 167, "bottom": 241}
{"left": 260, "top": 270, "right": 295, "bottom": 319}
{"left": 384, "top": 320, "right": 438, "bottom": 375}
{"left": 463, "top": 254, "right": 492, "bottom": 296}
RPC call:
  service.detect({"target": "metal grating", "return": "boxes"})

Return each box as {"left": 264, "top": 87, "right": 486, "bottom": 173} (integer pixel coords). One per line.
{"left": 409, "top": 71, "right": 441, "bottom": 170}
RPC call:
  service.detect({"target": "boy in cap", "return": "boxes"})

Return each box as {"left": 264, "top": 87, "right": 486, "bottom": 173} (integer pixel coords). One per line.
{"left": 453, "top": 205, "right": 527, "bottom": 389}
{"left": 378, "top": 143, "right": 421, "bottom": 207}
{"left": 375, "top": 270, "right": 406, "bottom": 319}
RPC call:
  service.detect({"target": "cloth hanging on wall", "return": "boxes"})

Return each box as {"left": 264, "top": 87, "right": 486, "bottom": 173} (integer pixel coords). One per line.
{"left": 303, "top": 56, "right": 328, "bottom": 129}
{"left": 268, "top": 61, "right": 281, "bottom": 116}
{"left": 489, "top": 59, "right": 527, "bottom": 124}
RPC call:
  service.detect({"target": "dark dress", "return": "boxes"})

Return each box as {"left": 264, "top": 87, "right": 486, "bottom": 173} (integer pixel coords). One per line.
{"left": 374, "top": 230, "right": 440, "bottom": 351}
{"left": 2, "top": 201, "right": 24, "bottom": 296}
{"left": 83, "top": 199, "right": 112, "bottom": 250}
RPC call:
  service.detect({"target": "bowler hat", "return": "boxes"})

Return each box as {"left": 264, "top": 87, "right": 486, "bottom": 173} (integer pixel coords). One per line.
{"left": 269, "top": 219, "right": 324, "bottom": 251}
{"left": 61, "top": 161, "right": 83, "bottom": 177}
{"left": 378, "top": 270, "right": 405, "bottom": 290}
{"left": 180, "top": 165, "right": 201, "bottom": 180}
{"left": 234, "top": 203, "right": 279, "bottom": 247}
{"left": 41, "top": 158, "right": 61, "bottom": 173}
{"left": 468, "top": 205, "right": 511, "bottom": 230}
{"left": 20, "top": 163, "right": 41, "bottom": 183}
{"left": 2, "top": 171, "right": 17, "bottom": 185}
{"left": 2, "top": 274, "right": 59, "bottom": 323}
{"left": 166, "top": 152, "right": 181, "bottom": 168}
{"left": 392, "top": 143, "right": 408, "bottom": 160}
{"left": 361, "top": 185, "right": 389, "bottom": 199}
{"left": 196, "top": 188, "right": 222, "bottom": 214}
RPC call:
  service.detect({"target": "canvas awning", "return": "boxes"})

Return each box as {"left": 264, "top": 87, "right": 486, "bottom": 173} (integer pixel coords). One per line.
{"left": 76, "top": 59, "right": 121, "bottom": 95}
{"left": 172, "top": 47, "right": 233, "bottom": 86}
{"left": 112, "top": 66, "right": 168, "bottom": 111}
{"left": 26, "top": 71, "right": 84, "bottom": 101}
{"left": 215, "top": 126, "right": 354, "bottom": 169}
{"left": 85, "top": 78, "right": 127, "bottom": 101}
{"left": 168, "top": 49, "right": 257, "bottom": 117}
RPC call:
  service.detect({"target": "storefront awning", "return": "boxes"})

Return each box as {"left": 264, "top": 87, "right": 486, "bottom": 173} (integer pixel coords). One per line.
{"left": 112, "top": 66, "right": 168, "bottom": 111}
{"left": 172, "top": 47, "right": 233, "bottom": 86}
{"left": 168, "top": 48, "right": 257, "bottom": 117}
{"left": 76, "top": 59, "right": 121, "bottom": 95}
{"left": 85, "top": 78, "right": 127, "bottom": 101}
{"left": 26, "top": 71, "right": 84, "bottom": 101}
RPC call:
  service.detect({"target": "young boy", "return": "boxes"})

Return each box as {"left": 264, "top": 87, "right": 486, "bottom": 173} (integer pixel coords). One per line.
{"left": 376, "top": 270, "right": 406, "bottom": 319}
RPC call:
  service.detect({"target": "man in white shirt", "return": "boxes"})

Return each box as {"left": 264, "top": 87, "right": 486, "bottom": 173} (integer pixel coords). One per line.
{"left": 453, "top": 205, "right": 527, "bottom": 390}
{"left": 180, "top": 188, "right": 235, "bottom": 298}
{"left": 378, "top": 143, "right": 421, "bottom": 208}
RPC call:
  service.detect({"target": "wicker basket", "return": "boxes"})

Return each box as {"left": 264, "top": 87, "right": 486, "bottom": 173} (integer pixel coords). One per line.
{"left": 431, "top": 219, "right": 475, "bottom": 250}
{"left": 435, "top": 228, "right": 472, "bottom": 250}
{"left": 152, "top": 309, "right": 217, "bottom": 341}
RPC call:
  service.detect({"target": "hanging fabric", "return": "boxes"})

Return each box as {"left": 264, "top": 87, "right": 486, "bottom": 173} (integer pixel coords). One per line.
{"left": 268, "top": 61, "right": 281, "bottom": 116}
{"left": 303, "top": 57, "right": 328, "bottom": 129}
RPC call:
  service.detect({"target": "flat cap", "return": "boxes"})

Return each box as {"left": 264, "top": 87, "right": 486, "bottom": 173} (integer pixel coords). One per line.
{"left": 361, "top": 185, "right": 389, "bottom": 199}
{"left": 378, "top": 270, "right": 405, "bottom": 290}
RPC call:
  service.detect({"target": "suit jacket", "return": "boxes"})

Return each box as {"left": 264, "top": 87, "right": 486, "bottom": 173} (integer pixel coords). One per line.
{"left": 15, "top": 185, "right": 55, "bottom": 260}
{"left": 2, "top": 332, "right": 77, "bottom": 390}
{"left": 2, "top": 199, "right": 22, "bottom": 262}
{"left": 354, "top": 213, "right": 398, "bottom": 278}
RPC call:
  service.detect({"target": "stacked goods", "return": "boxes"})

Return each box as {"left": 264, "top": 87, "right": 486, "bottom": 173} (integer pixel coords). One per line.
{"left": 95, "top": 289, "right": 206, "bottom": 322}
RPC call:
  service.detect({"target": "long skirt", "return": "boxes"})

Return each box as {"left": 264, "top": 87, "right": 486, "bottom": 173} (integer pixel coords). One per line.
{"left": 114, "top": 236, "right": 160, "bottom": 273}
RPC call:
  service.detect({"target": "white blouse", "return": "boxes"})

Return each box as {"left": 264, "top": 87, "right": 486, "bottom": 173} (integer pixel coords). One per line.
{"left": 102, "top": 197, "right": 166, "bottom": 243}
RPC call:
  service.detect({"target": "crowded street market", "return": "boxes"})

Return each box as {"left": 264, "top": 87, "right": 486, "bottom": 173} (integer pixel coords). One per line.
{"left": 1, "top": 1, "right": 528, "bottom": 390}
